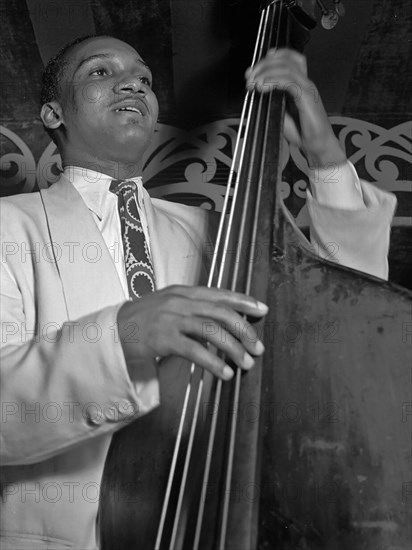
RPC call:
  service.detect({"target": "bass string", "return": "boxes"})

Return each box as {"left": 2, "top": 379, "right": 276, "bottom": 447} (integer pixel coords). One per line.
{"left": 166, "top": 88, "right": 262, "bottom": 549}
{"left": 168, "top": 371, "right": 206, "bottom": 550}
{"left": 217, "top": 4, "right": 284, "bottom": 548}
{"left": 191, "top": 87, "right": 264, "bottom": 548}
{"left": 154, "top": 1, "right": 281, "bottom": 548}
{"left": 192, "top": 2, "right": 284, "bottom": 548}
{"left": 154, "top": 360, "right": 199, "bottom": 550}
{"left": 244, "top": 0, "right": 284, "bottom": 297}
{"left": 192, "top": 2, "right": 280, "bottom": 546}
{"left": 155, "top": 13, "right": 267, "bottom": 546}
{"left": 168, "top": 9, "right": 271, "bottom": 548}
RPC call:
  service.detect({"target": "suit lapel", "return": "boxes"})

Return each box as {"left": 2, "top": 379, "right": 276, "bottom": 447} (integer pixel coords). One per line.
{"left": 40, "top": 177, "right": 125, "bottom": 320}
{"left": 143, "top": 191, "right": 211, "bottom": 289}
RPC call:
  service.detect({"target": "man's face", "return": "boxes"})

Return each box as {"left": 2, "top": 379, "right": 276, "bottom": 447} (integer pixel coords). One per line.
{"left": 56, "top": 36, "right": 159, "bottom": 169}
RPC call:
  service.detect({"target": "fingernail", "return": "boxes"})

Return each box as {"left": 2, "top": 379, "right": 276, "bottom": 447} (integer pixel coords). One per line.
{"left": 257, "top": 301, "right": 269, "bottom": 312}
{"left": 243, "top": 353, "right": 255, "bottom": 369}
{"left": 254, "top": 340, "right": 265, "bottom": 354}
{"left": 223, "top": 365, "right": 234, "bottom": 380}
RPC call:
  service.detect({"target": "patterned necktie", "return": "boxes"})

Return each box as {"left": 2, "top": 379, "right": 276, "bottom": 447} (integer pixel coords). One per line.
{"left": 109, "top": 179, "right": 156, "bottom": 299}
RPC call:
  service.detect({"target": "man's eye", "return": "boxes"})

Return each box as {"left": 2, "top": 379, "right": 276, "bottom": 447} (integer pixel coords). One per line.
{"left": 139, "top": 76, "right": 152, "bottom": 87}
{"left": 90, "top": 68, "right": 108, "bottom": 76}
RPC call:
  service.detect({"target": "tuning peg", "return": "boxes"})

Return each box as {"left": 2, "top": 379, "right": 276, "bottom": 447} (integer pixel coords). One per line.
{"left": 315, "top": 0, "right": 339, "bottom": 30}
{"left": 333, "top": 0, "right": 346, "bottom": 17}
{"left": 321, "top": 9, "right": 339, "bottom": 29}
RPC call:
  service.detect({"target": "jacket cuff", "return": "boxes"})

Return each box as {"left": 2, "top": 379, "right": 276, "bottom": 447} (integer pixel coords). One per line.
{"left": 306, "top": 179, "right": 397, "bottom": 280}
{"left": 307, "top": 160, "right": 366, "bottom": 211}
{"left": 98, "top": 302, "right": 160, "bottom": 419}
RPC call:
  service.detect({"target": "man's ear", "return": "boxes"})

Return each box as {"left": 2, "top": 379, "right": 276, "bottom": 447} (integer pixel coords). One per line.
{"left": 40, "top": 102, "right": 64, "bottom": 130}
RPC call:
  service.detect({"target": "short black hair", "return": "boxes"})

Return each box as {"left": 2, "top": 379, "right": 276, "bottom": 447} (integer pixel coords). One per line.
{"left": 40, "top": 34, "right": 100, "bottom": 106}
{"left": 40, "top": 34, "right": 104, "bottom": 143}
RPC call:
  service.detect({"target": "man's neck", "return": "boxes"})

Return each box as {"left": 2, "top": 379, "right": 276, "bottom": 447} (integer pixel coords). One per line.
{"left": 60, "top": 150, "right": 145, "bottom": 180}
{"left": 62, "top": 160, "right": 144, "bottom": 180}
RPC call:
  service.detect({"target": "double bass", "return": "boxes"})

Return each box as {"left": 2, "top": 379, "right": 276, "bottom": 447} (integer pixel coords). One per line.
{"left": 100, "top": 1, "right": 412, "bottom": 548}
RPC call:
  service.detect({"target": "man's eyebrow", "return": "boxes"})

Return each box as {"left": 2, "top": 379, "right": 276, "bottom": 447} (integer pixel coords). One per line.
{"left": 74, "top": 53, "right": 151, "bottom": 74}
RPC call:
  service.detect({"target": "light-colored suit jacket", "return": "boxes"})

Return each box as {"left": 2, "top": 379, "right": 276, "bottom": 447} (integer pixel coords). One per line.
{"left": 0, "top": 175, "right": 396, "bottom": 549}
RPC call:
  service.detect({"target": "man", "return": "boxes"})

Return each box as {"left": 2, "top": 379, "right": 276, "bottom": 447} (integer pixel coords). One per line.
{"left": 0, "top": 35, "right": 396, "bottom": 549}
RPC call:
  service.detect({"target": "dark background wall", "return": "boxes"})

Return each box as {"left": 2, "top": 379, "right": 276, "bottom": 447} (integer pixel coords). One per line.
{"left": 0, "top": 0, "right": 411, "bottom": 287}
{"left": 1, "top": 0, "right": 411, "bottom": 126}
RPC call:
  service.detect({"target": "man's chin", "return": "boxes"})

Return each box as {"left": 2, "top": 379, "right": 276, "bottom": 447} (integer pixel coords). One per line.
{"left": 109, "top": 132, "right": 151, "bottom": 157}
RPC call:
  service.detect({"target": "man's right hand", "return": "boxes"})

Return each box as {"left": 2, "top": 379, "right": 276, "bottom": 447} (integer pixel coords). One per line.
{"left": 117, "top": 285, "right": 268, "bottom": 381}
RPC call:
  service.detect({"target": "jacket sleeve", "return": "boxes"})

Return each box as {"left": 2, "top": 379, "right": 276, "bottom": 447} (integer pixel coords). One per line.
{"left": 0, "top": 258, "right": 160, "bottom": 466}
{"left": 306, "top": 162, "right": 397, "bottom": 279}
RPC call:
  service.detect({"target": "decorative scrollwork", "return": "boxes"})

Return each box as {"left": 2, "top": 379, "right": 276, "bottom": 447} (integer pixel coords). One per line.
{"left": 143, "top": 120, "right": 241, "bottom": 211}
{"left": 0, "top": 126, "right": 37, "bottom": 194}
{"left": 37, "top": 141, "right": 63, "bottom": 189}
{"left": 330, "top": 117, "right": 412, "bottom": 197}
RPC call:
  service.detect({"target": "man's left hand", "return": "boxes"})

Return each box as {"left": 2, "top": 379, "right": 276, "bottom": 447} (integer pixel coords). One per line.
{"left": 245, "top": 48, "right": 347, "bottom": 169}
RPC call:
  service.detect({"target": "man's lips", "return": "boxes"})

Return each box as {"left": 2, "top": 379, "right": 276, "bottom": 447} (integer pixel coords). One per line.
{"left": 111, "top": 99, "right": 148, "bottom": 116}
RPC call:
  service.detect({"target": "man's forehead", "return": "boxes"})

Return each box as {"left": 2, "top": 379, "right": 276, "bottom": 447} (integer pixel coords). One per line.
{"left": 65, "top": 37, "right": 146, "bottom": 70}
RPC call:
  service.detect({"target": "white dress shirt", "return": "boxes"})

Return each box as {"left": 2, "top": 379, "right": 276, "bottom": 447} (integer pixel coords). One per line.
{"left": 64, "top": 166, "right": 153, "bottom": 299}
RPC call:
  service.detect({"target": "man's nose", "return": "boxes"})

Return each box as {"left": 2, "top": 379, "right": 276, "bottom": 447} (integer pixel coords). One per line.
{"left": 114, "top": 77, "right": 148, "bottom": 96}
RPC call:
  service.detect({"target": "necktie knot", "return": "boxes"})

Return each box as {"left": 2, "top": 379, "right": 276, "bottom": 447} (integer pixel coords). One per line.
{"left": 109, "top": 179, "right": 135, "bottom": 197}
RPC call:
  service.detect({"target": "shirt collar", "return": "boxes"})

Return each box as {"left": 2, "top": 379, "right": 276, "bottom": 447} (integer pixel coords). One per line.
{"left": 62, "top": 166, "right": 144, "bottom": 220}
